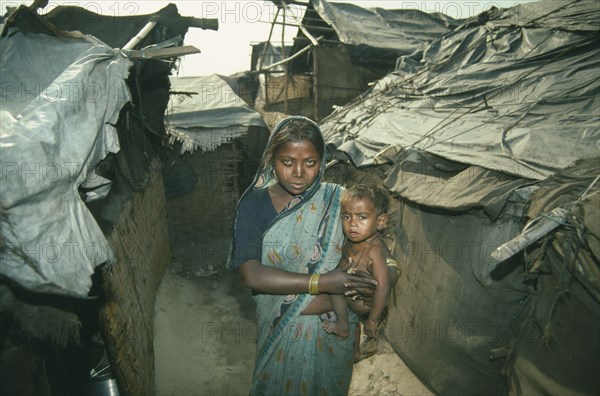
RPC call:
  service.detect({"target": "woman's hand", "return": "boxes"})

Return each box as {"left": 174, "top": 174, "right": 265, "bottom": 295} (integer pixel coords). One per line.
{"left": 344, "top": 258, "right": 399, "bottom": 304}
{"left": 344, "top": 270, "right": 378, "bottom": 301}
{"left": 319, "top": 267, "right": 377, "bottom": 295}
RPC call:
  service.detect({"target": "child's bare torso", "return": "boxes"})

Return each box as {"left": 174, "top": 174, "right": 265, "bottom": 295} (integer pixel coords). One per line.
{"left": 300, "top": 236, "right": 392, "bottom": 317}
{"left": 340, "top": 237, "right": 390, "bottom": 315}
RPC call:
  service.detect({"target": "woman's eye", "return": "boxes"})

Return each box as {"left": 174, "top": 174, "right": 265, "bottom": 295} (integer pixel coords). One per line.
{"left": 282, "top": 159, "right": 292, "bottom": 166}
{"left": 306, "top": 160, "right": 317, "bottom": 166}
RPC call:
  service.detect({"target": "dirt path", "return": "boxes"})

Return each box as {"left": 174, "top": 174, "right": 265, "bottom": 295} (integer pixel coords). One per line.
{"left": 154, "top": 248, "right": 432, "bottom": 396}
{"left": 154, "top": 269, "right": 255, "bottom": 395}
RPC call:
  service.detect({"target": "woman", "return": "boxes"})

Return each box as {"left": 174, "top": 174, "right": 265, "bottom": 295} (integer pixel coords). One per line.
{"left": 227, "top": 116, "right": 381, "bottom": 395}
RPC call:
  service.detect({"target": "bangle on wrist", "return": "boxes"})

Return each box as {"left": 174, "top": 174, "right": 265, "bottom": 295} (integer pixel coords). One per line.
{"left": 309, "top": 273, "right": 321, "bottom": 295}
{"left": 367, "top": 318, "right": 380, "bottom": 326}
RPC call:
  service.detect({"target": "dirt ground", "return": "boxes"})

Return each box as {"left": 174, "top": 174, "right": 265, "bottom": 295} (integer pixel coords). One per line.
{"left": 154, "top": 242, "right": 433, "bottom": 396}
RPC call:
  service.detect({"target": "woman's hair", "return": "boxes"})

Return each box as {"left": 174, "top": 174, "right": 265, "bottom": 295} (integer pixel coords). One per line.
{"left": 263, "top": 117, "right": 325, "bottom": 168}
{"left": 341, "top": 185, "right": 390, "bottom": 216}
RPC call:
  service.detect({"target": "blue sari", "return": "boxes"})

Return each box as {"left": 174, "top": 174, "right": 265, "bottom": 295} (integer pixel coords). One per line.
{"left": 229, "top": 117, "right": 356, "bottom": 396}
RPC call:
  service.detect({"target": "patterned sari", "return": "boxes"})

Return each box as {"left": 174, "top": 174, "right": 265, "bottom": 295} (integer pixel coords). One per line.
{"left": 230, "top": 117, "right": 356, "bottom": 396}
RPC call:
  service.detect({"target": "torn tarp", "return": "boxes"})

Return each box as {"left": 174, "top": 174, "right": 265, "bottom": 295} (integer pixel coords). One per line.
{"left": 0, "top": 28, "right": 131, "bottom": 297}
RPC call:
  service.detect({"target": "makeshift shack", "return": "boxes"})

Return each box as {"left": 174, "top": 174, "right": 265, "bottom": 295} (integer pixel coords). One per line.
{"left": 164, "top": 74, "right": 269, "bottom": 275}
{"left": 0, "top": 3, "right": 216, "bottom": 395}
{"left": 254, "top": 0, "right": 463, "bottom": 122}
{"left": 321, "top": 0, "right": 599, "bottom": 394}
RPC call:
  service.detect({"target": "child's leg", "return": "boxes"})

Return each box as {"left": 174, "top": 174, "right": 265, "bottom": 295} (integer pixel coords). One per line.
{"left": 302, "top": 294, "right": 333, "bottom": 315}
{"left": 301, "top": 294, "right": 349, "bottom": 338}
{"left": 322, "top": 295, "right": 350, "bottom": 338}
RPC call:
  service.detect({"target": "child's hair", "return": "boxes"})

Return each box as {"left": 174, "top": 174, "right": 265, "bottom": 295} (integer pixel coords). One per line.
{"left": 263, "top": 117, "right": 325, "bottom": 168}
{"left": 342, "top": 184, "right": 390, "bottom": 216}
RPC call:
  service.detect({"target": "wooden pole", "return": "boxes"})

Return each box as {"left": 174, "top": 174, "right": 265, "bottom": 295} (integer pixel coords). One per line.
{"left": 258, "top": 7, "right": 280, "bottom": 71}
{"left": 123, "top": 21, "right": 157, "bottom": 50}
{"left": 282, "top": 6, "right": 289, "bottom": 115}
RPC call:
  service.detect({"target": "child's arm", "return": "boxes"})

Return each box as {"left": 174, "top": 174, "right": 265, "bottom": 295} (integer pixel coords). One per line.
{"left": 364, "top": 244, "right": 391, "bottom": 338}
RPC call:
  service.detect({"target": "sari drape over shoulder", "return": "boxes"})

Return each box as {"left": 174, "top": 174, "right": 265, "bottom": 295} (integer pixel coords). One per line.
{"left": 228, "top": 116, "right": 356, "bottom": 396}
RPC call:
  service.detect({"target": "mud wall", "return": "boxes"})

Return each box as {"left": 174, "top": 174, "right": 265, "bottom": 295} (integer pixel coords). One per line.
{"left": 100, "top": 159, "right": 170, "bottom": 396}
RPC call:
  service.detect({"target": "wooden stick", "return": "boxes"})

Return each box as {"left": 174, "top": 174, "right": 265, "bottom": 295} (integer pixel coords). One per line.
{"left": 123, "top": 21, "right": 157, "bottom": 50}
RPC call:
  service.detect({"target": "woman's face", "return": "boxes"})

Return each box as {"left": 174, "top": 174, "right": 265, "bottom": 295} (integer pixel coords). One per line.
{"left": 272, "top": 140, "right": 321, "bottom": 196}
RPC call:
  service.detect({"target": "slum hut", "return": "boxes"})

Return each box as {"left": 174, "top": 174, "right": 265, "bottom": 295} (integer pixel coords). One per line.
{"left": 253, "top": 0, "right": 463, "bottom": 123}
{"left": 0, "top": 3, "right": 216, "bottom": 394}
{"left": 320, "top": 0, "right": 600, "bottom": 394}
{"left": 163, "top": 74, "right": 269, "bottom": 276}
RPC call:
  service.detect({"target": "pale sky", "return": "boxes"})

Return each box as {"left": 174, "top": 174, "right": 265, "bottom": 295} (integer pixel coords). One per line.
{"left": 2, "top": 0, "right": 538, "bottom": 76}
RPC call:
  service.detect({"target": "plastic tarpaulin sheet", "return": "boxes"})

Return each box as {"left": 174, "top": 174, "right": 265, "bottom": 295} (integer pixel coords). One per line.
{"left": 166, "top": 74, "right": 266, "bottom": 153}
{"left": 0, "top": 29, "right": 132, "bottom": 297}
{"left": 319, "top": 1, "right": 600, "bottom": 394}
{"left": 386, "top": 202, "right": 528, "bottom": 395}
{"left": 384, "top": 158, "right": 600, "bottom": 396}
{"left": 311, "top": 0, "right": 462, "bottom": 53}
{"left": 384, "top": 149, "right": 534, "bottom": 220}
{"left": 321, "top": 0, "right": 599, "bottom": 185}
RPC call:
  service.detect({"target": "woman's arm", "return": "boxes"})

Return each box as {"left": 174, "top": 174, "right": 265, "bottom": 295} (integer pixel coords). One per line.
{"left": 238, "top": 260, "right": 377, "bottom": 295}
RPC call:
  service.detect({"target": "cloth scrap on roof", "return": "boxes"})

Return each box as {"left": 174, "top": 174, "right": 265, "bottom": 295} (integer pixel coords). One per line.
{"left": 166, "top": 74, "right": 266, "bottom": 153}
{"left": 168, "top": 125, "right": 249, "bottom": 154}
{"left": 383, "top": 149, "right": 533, "bottom": 219}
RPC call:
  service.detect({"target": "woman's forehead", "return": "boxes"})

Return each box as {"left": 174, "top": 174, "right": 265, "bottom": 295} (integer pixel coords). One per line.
{"left": 274, "top": 140, "right": 320, "bottom": 157}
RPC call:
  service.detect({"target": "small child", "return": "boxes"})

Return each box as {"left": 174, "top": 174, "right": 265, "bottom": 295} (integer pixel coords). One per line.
{"left": 322, "top": 184, "right": 397, "bottom": 359}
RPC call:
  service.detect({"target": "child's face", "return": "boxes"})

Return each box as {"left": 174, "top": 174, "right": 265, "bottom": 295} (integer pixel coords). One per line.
{"left": 272, "top": 140, "right": 321, "bottom": 196}
{"left": 341, "top": 198, "right": 387, "bottom": 243}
